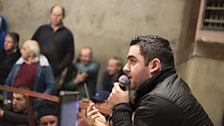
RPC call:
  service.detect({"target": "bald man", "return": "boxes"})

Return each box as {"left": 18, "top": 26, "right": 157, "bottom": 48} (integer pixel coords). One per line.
{"left": 62, "top": 47, "right": 100, "bottom": 99}
{"left": 3, "top": 40, "right": 56, "bottom": 103}
{"left": 32, "top": 5, "right": 75, "bottom": 87}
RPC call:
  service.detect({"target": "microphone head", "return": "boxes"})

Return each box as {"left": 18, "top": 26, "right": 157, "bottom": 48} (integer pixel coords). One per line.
{"left": 119, "top": 75, "right": 129, "bottom": 87}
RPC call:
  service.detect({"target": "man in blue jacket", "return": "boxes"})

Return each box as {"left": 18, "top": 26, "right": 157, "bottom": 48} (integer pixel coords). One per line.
{"left": 3, "top": 40, "right": 56, "bottom": 104}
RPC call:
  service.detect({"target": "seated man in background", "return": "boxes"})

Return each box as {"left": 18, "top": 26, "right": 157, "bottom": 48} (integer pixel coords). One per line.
{"left": 98, "top": 57, "right": 123, "bottom": 92}
{"left": 0, "top": 85, "right": 30, "bottom": 125}
{"left": 62, "top": 47, "right": 100, "bottom": 99}
{"left": 0, "top": 32, "right": 21, "bottom": 85}
{"left": 3, "top": 40, "right": 57, "bottom": 104}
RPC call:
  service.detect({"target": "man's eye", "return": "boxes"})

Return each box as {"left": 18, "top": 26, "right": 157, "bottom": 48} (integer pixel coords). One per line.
{"left": 17, "top": 98, "right": 21, "bottom": 101}
{"left": 41, "top": 122, "right": 48, "bottom": 125}
{"left": 130, "top": 60, "right": 136, "bottom": 64}
{"left": 50, "top": 121, "right": 56, "bottom": 124}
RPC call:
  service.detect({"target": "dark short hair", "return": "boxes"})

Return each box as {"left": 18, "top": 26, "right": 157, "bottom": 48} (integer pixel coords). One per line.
{"left": 130, "top": 35, "right": 175, "bottom": 68}
{"left": 7, "top": 32, "right": 20, "bottom": 44}
{"left": 50, "top": 5, "right": 65, "bottom": 17}
{"left": 13, "top": 85, "right": 31, "bottom": 98}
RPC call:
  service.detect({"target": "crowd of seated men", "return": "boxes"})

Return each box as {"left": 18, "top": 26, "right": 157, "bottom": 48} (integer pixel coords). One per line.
{"left": 0, "top": 5, "right": 123, "bottom": 126}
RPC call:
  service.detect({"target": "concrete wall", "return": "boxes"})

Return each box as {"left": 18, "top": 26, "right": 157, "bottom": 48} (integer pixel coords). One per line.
{"left": 177, "top": 57, "right": 224, "bottom": 126}
{"left": 0, "top": 0, "right": 185, "bottom": 74}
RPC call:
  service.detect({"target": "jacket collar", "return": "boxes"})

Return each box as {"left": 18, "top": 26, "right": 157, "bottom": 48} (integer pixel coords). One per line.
{"left": 16, "top": 54, "right": 50, "bottom": 66}
{"left": 134, "top": 66, "right": 176, "bottom": 104}
{"left": 48, "top": 23, "right": 64, "bottom": 30}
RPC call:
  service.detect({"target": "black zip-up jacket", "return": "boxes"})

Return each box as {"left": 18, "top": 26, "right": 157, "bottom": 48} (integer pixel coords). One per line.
{"left": 112, "top": 67, "right": 213, "bottom": 126}
{"left": 0, "top": 110, "right": 28, "bottom": 126}
{"left": 0, "top": 48, "right": 21, "bottom": 85}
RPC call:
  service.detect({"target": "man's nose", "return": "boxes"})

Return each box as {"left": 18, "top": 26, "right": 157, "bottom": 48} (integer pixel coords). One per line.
{"left": 123, "top": 63, "right": 130, "bottom": 74}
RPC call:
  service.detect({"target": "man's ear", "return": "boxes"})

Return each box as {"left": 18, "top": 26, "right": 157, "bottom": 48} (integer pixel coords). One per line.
{"left": 14, "top": 42, "right": 18, "bottom": 49}
{"left": 30, "top": 52, "right": 36, "bottom": 58}
{"left": 148, "top": 58, "right": 161, "bottom": 74}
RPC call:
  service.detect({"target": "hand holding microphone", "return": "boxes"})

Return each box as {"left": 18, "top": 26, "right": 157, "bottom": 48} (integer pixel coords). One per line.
{"left": 108, "top": 75, "right": 130, "bottom": 107}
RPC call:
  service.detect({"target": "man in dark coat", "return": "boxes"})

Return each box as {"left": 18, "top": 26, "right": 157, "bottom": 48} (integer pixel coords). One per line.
{"left": 32, "top": 5, "right": 75, "bottom": 88}
{"left": 87, "top": 35, "right": 213, "bottom": 126}
{"left": 0, "top": 32, "right": 21, "bottom": 85}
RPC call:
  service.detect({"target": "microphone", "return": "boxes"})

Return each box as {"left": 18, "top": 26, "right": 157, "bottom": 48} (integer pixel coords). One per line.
{"left": 118, "top": 75, "right": 130, "bottom": 91}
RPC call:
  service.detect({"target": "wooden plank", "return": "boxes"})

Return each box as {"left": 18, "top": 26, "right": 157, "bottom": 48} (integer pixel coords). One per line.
{"left": 25, "top": 96, "right": 35, "bottom": 126}
{"left": 0, "top": 86, "right": 112, "bottom": 115}
{"left": 0, "top": 86, "right": 59, "bottom": 102}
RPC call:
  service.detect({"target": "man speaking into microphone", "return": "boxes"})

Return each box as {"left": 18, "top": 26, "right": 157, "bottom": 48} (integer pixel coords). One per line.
{"left": 87, "top": 35, "right": 213, "bottom": 126}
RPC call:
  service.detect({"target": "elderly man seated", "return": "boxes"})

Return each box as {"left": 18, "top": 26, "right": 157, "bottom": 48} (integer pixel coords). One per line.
{"left": 3, "top": 40, "right": 56, "bottom": 104}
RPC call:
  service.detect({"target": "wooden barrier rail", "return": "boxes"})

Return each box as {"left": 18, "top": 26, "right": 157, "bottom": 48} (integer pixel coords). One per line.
{"left": 0, "top": 86, "right": 59, "bottom": 102}
{"left": 0, "top": 86, "right": 112, "bottom": 125}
